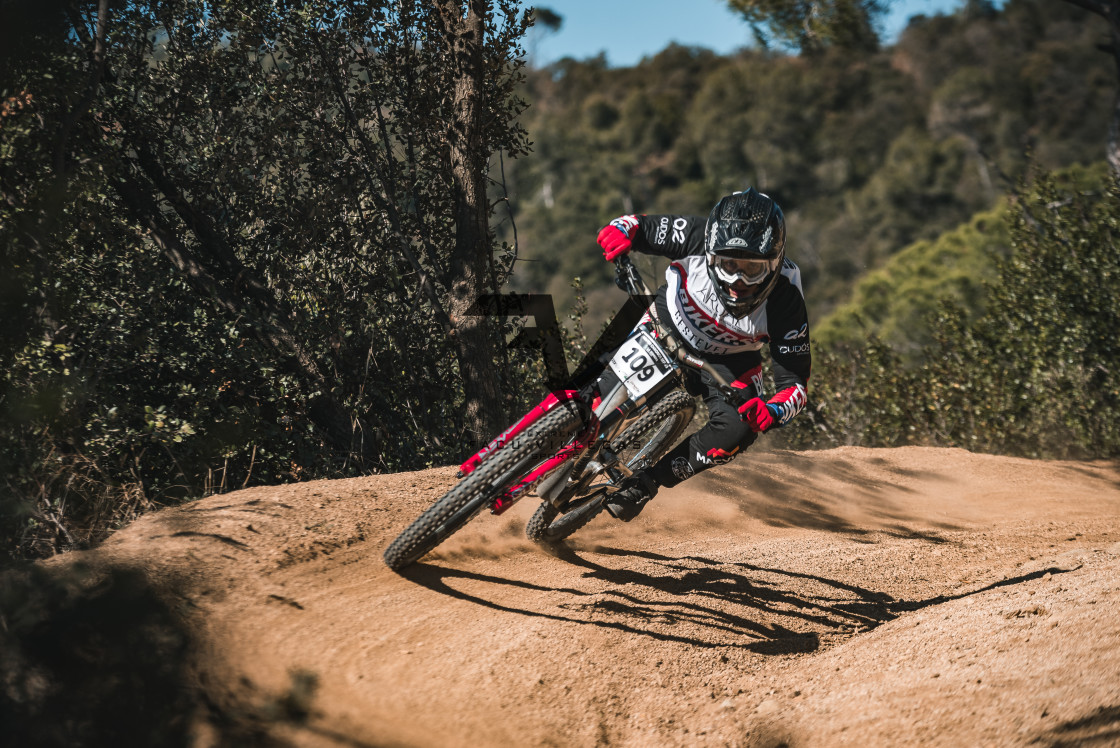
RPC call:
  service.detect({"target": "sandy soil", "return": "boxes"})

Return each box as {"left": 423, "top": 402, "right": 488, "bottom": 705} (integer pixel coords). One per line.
{"left": 4, "top": 445, "right": 1120, "bottom": 747}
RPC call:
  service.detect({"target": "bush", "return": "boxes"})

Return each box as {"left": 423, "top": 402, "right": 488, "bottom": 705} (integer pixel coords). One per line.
{"left": 780, "top": 166, "right": 1120, "bottom": 459}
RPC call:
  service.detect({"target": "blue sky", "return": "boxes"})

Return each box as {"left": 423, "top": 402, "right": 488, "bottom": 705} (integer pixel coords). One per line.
{"left": 528, "top": 0, "right": 966, "bottom": 67}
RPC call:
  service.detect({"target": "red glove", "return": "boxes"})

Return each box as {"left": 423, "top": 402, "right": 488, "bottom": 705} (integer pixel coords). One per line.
{"left": 597, "top": 215, "right": 640, "bottom": 261}
{"left": 738, "top": 397, "right": 780, "bottom": 433}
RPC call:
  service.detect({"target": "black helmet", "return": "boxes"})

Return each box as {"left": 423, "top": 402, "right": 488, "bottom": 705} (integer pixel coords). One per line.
{"left": 704, "top": 188, "right": 786, "bottom": 317}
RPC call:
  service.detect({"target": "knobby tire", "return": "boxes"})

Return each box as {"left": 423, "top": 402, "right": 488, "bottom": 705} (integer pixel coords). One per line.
{"left": 383, "top": 400, "right": 588, "bottom": 571}
{"left": 525, "top": 389, "right": 696, "bottom": 544}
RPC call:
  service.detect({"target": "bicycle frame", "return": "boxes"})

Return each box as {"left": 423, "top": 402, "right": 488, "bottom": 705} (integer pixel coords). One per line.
{"left": 458, "top": 254, "right": 744, "bottom": 518}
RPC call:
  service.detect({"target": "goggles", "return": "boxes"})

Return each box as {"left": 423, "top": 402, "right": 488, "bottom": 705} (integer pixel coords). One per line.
{"left": 711, "top": 255, "right": 779, "bottom": 285}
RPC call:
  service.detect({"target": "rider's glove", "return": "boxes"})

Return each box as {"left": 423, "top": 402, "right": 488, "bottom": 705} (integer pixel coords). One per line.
{"left": 738, "top": 397, "right": 782, "bottom": 433}
{"left": 598, "top": 215, "right": 640, "bottom": 261}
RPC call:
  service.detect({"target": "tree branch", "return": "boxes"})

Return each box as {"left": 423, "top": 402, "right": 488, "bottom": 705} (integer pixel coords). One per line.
{"left": 111, "top": 173, "right": 373, "bottom": 457}
{"left": 1060, "top": 0, "right": 1114, "bottom": 20}
{"left": 306, "top": 30, "right": 457, "bottom": 336}
{"left": 54, "top": 0, "right": 109, "bottom": 178}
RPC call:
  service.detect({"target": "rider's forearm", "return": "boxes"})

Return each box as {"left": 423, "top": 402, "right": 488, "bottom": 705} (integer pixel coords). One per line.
{"left": 771, "top": 343, "right": 811, "bottom": 388}
{"left": 769, "top": 357, "right": 809, "bottom": 428}
{"left": 633, "top": 214, "right": 706, "bottom": 259}
{"left": 767, "top": 382, "right": 808, "bottom": 427}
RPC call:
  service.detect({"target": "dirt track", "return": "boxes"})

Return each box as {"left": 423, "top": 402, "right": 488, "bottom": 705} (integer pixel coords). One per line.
{"left": 5, "top": 446, "right": 1120, "bottom": 747}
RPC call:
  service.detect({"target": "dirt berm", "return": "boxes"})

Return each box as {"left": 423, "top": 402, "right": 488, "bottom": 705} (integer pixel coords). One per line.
{"left": 3, "top": 446, "right": 1120, "bottom": 747}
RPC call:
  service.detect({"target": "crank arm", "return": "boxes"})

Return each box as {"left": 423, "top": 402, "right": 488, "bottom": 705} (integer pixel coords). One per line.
{"left": 556, "top": 486, "right": 611, "bottom": 514}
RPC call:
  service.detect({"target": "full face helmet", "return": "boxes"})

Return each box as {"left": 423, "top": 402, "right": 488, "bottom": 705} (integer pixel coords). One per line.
{"left": 704, "top": 188, "right": 786, "bottom": 318}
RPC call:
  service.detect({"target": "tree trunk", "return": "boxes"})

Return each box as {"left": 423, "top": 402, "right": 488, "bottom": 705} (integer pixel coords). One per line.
{"left": 1109, "top": 90, "right": 1120, "bottom": 177}
{"left": 1061, "top": 0, "right": 1120, "bottom": 177}
{"left": 437, "top": 0, "right": 510, "bottom": 450}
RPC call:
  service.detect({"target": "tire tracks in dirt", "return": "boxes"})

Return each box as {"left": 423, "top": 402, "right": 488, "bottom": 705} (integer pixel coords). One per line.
{"left": 3, "top": 447, "right": 1119, "bottom": 747}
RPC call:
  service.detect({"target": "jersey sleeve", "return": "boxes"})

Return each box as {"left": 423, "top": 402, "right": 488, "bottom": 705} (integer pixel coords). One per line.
{"left": 763, "top": 267, "right": 812, "bottom": 426}
{"left": 632, "top": 215, "right": 706, "bottom": 260}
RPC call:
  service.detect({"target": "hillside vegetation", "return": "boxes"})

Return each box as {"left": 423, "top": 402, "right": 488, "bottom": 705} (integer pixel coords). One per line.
{"left": 813, "top": 161, "right": 1108, "bottom": 357}
{"left": 778, "top": 167, "right": 1120, "bottom": 458}
{"left": 506, "top": 0, "right": 1120, "bottom": 461}
{"left": 504, "top": 0, "right": 1112, "bottom": 321}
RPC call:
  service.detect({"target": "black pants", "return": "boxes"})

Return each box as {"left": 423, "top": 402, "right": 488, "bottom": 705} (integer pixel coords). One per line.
{"left": 647, "top": 353, "right": 761, "bottom": 487}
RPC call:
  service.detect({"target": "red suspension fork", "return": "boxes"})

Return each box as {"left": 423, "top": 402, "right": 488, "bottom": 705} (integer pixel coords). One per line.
{"left": 490, "top": 413, "right": 601, "bottom": 515}
{"left": 458, "top": 389, "right": 584, "bottom": 477}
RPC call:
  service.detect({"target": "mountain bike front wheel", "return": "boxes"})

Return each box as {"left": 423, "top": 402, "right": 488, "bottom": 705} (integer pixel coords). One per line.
{"left": 384, "top": 400, "right": 588, "bottom": 571}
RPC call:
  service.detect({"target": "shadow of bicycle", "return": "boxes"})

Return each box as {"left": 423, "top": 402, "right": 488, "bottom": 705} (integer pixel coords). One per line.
{"left": 404, "top": 544, "right": 1074, "bottom": 658}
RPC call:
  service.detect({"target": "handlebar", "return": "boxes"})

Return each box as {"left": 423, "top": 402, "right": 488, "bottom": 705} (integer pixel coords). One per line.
{"left": 612, "top": 253, "right": 652, "bottom": 297}
{"left": 611, "top": 254, "right": 747, "bottom": 407}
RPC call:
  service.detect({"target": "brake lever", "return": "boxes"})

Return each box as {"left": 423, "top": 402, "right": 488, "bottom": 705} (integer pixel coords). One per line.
{"left": 719, "top": 385, "right": 750, "bottom": 410}
{"left": 613, "top": 255, "right": 637, "bottom": 293}
{"left": 613, "top": 254, "right": 654, "bottom": 298}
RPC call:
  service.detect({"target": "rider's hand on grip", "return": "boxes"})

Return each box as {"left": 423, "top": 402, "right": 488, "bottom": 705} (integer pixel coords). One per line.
{"left": 738, "top": 397, "right": 780, "bottom": 433}
{"left": 598, "top": 215, "right": 640, "bottom": 261}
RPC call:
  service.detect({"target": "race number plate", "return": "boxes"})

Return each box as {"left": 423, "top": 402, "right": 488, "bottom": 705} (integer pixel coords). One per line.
{"left": 608, "top": 330, "right": 674, "bottom": 399}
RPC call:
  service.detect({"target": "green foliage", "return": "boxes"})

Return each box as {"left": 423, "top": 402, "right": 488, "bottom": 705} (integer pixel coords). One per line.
{"left": 779, "top": 167, "right": 1120, "bottom": 459}
{"left": 814, "top": 204, "right": 1011, "bottom": 358}
{"left": 950, "top": 170, "right": 1120, "bottom": 456}
{"left": 814, "top": 161, "right": 1109, "bottom": 357}
{"left": 505, "top": 0, "right": 1113, "bottom": 321}
{"left": 725, "top": 0, "right": 884, "bottom": 53}
{"left": 530, "top": 7, "right": 564, "bottom": 33}
{"left": 0, "top": 1, "right": 533, "bottom": 560}
{"left": 775, "top": 338, "right": 921, "bottom": 448}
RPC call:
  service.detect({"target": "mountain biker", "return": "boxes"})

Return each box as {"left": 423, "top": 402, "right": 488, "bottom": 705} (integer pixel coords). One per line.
{"left": 595, "top": 188, "right": 811, "bottom": 521}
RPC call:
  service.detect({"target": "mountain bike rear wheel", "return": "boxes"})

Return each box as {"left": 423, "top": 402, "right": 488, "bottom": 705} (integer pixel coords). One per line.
{"left": 525, "top": 389, "right": 695, "bottom": 544}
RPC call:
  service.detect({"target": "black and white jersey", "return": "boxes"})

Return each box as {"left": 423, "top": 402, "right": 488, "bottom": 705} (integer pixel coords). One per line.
{"left": 629, "top": 213, "right": 811, "bottom": 421}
